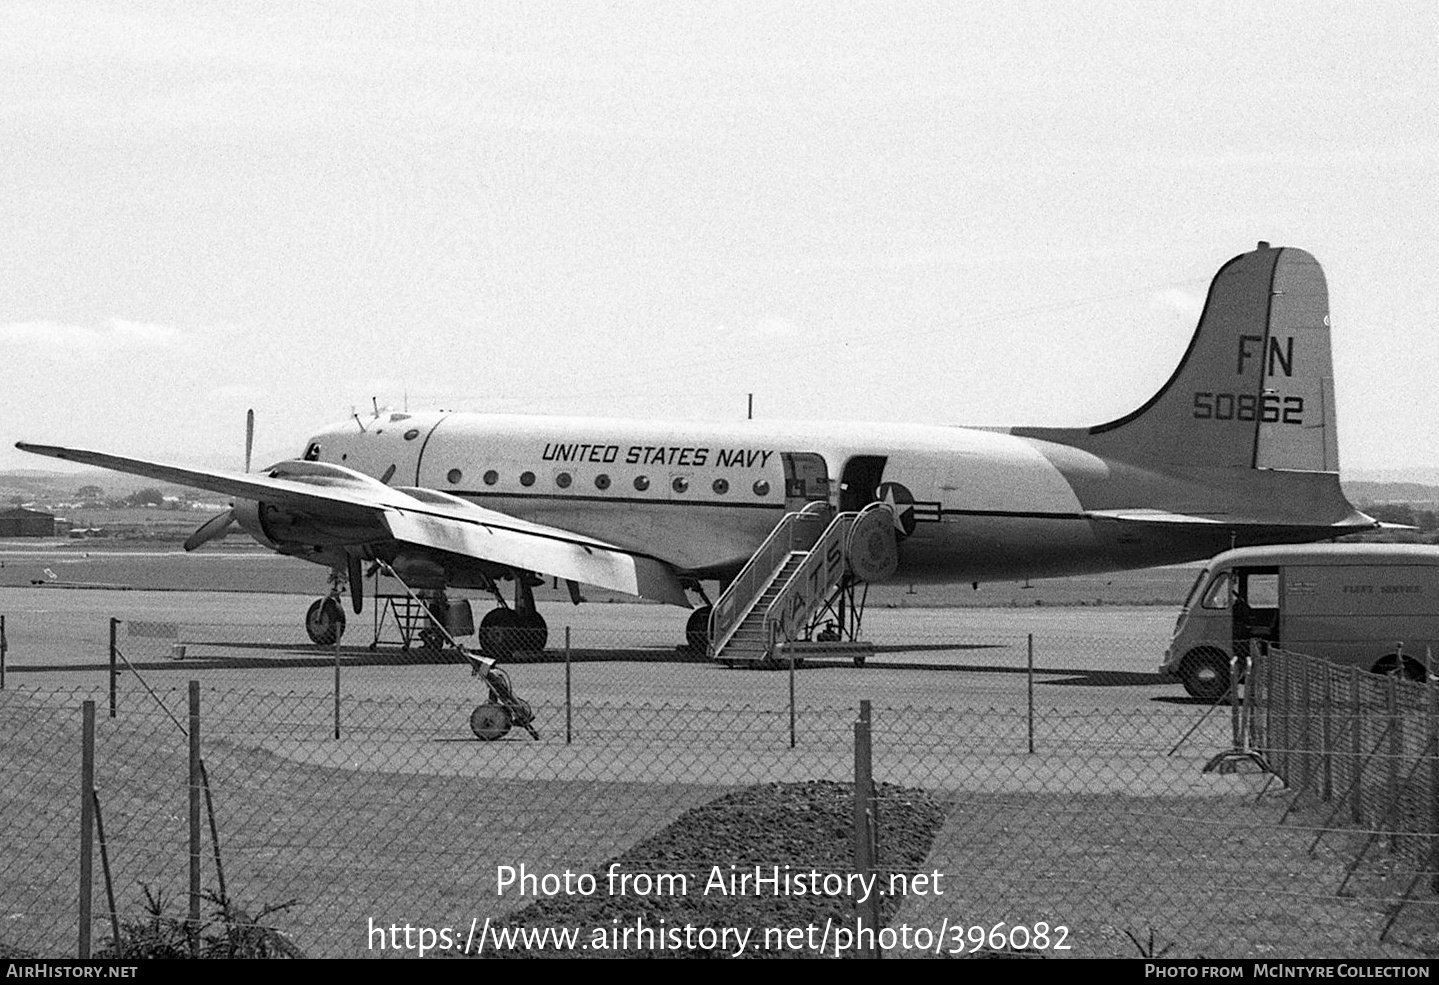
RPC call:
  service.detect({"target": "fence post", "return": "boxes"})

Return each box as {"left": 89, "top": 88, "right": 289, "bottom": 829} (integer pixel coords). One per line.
{"left": 788, "top": 648, "right": 796, "bottom": 750}
{"left": 565, "top": 627, "right": 572, "bottom": 745}
{"left": 1, "top": 612, "right": 7, "bottom": 689}
{"left": 1387, "top": 676, "right": 1400, "bottom": 853}
{"left": 78, "top": 699, "right": 95, "bottom": 958}
{"left": 333, "top": 637, "right": 341, "bottom": 740}
{"left": 1027, "top": 634, "right": 1035, "bottom": 755}
{"left": 1430, "top": 686, "right": 1438, "bottom": 895}
{"left": 1299, "top": 655, "right": 1312, "bottom": 798}
{"left": 1351, "top": 667, "right": 1363, "bottom": 825}
{"left": 1229, "top": 649, "right": 1242, "bottom": 748}
{"left": 108, "top": 618, "right": 118, "bottom": 718}
{"left": 852, "top": 699, "right": 879, "bottom": 957}
{"left": 188, "top": 681, "right": 201, "bottom": 957}
{"left": 1320, "top": 667, "right": 1333, "bottom": 802}
{"left": 1283, "top": 649, "right": 1295, "bottom": 782}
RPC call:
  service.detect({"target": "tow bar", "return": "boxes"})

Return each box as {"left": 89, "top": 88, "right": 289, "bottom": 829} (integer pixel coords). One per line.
{"left": 372, "top": 560, "right": 539, "bottom": 741}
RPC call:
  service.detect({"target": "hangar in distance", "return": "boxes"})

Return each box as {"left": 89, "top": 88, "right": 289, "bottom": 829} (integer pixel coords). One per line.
{"left": 19, "top": 242, "right": 1376, "bottom": 669}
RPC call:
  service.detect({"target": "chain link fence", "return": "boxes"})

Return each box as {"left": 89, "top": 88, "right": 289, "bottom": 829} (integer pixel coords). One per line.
{"left": 1, "top": 603, "right": 1435, "bottom": 959}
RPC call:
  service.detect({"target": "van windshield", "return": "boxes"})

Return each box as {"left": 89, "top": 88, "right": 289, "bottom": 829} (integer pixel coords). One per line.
{"left": 1182, "top": 569, "right": 1208, "bottom": 610}
{"left": 1201, "top": 571, "right": 1231, "bottom": 609}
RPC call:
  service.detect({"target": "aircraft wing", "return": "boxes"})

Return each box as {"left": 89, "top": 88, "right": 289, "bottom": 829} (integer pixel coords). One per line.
{"left": 14, "top": 442, "right": 690, "bottom": 605}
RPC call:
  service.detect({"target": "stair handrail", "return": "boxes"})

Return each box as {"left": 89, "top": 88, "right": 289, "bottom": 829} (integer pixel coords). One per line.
{"left": 708, "top": 502, "right": 830, "bottom": 656}
{"left": 764, "top": 510, "right": 861, "bottom": 646}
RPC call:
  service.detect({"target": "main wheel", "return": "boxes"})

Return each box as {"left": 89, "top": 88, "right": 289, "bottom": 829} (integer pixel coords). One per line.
{"left": 469, "top": 702, "right": 511, "bottom": 741}
{"left": 1180, "top": 647, "right": 1231, "bottom": 701}
{"left": 305, "top": 597, "right": 345, "bottom": 645}
{"left": 685, "top": 606, "right": 712, "bottom": 653}
{"left": 514, "top": 609, "right": 548, "bottom": 654}
{"left": 478, "top": 608, "right": 522, "bottom": 659}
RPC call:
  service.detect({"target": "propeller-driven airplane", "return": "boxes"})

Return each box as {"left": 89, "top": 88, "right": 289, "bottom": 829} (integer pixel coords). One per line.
{"left": 19, "top": 242, "right": 1375, "bottom": 691}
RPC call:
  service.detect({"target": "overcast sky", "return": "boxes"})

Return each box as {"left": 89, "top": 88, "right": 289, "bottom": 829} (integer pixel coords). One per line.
{"left": 2, "top": 1, "right": 1436, "bottom": 474}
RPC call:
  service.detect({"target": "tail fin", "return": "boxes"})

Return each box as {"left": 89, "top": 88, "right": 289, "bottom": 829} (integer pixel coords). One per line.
{"left": 1020, "top": 243, "right": 1340, "bottom": 472}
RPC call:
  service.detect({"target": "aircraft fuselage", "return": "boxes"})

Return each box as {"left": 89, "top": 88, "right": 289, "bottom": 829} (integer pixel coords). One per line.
{"left": 301, "top": 411, "right": 1348, "bottom": 589}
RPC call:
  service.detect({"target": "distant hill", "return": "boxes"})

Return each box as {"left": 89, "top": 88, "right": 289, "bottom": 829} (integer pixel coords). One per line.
{"left": 1342, "top": 481, "right": 1439, "bottom": 506}
{"left": 1346, "top": 467, "right": 1439, "bottom": 486}
{"left": 0, "top": 468, "right": 195, "bottom": 504}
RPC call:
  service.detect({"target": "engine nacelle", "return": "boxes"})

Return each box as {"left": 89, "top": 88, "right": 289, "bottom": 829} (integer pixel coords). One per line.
{"left": 232, "top": 498, "right": 388, "bottom": 552}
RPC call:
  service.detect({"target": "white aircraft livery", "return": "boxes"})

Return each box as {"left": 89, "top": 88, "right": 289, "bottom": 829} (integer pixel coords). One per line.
{"left": 18, "top": 242, "right": 1376, "bottom": 681}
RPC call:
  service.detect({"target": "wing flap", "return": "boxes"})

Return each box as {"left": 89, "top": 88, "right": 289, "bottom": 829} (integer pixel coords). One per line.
{"left": 384, "top": 510, "right": 689, "bottom": 605}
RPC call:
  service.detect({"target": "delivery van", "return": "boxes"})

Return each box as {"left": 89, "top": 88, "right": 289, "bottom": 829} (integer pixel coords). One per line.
{"left": 1160, "top": 544, "right": 1439, "bottom": 700}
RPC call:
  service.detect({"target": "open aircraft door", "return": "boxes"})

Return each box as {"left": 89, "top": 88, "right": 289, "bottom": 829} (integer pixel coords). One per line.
{"left": 781, "top": 452, "right": 832, "bottom": 511}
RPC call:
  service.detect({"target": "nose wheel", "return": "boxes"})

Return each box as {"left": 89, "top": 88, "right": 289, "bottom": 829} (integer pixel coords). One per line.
{"left": 305, "top": 597, "right": 345, "bottom": 645}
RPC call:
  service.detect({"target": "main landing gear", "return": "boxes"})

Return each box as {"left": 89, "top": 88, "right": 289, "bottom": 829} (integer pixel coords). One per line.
{"left": 684, "top": 606, "right": 712, "bottom": 654}
{"left": 478, "top": 607, "right": 548, "bottom": 659}
{"left": 476, "top": 572, "right": 550, "bottom": 660}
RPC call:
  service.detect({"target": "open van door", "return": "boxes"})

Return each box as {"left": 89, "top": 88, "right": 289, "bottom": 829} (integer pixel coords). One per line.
{"left": 1232, "top": 566, "right": 1280, "bottom": 653}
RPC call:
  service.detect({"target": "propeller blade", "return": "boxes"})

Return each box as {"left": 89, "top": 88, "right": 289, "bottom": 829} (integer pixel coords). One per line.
{"left": 245, "top": 409, "right": 255, "bottom": 474}
{"left": 184, "top": 508, "right": 236, "bottom": 552}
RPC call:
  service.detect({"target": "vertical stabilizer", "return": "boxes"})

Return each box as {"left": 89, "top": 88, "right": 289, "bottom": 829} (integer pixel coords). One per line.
{"left": 1018, "top": 243, "right": 1339, "bottom": 473}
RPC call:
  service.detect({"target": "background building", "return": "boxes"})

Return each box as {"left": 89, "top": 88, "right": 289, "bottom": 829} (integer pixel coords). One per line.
{"left": 0, "top": 507, "right": 56, "bottom": 537}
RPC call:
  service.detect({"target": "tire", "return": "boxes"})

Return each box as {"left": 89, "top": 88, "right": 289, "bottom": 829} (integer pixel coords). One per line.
{"left": 478, "top": 608, "right": 522, "bottom": 659}
{"left": 685, "top": 606, "right": 712, "bottom": 653}
{"left": 514, "top": 610, "right": 548, "bottom": 654}
{"left": 305, "top": 597, "right": 345, "bottom": 645}
{"left": 469, "top": 702, "right": 511, "bottom": 741}
{"left": 1180, "top": 648, "right": 1231, "bottom": 701}
{"left": 1372, "top": 654, "right": 1428, "bottom": 682}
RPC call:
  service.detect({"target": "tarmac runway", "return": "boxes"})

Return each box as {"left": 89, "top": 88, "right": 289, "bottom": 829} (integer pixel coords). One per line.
{"left": 0, "top": 584, "right": 1194, "bottom": 722}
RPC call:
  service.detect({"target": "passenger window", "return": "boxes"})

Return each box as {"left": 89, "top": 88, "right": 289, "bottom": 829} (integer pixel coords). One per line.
{"left": 1201, "top": 572, "right": 1231, "bottom": 609}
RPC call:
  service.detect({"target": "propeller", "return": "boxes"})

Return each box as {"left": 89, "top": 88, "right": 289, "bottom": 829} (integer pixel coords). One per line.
{"left": 182, "top": 409, "right": 254, "bottom": 552}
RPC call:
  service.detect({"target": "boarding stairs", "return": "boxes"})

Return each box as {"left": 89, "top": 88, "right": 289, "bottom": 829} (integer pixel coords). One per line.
{"left": 709, "top": 501, "right": 898, "bottom": 665}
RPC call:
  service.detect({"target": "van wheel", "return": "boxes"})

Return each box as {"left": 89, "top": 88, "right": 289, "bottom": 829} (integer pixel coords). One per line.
{"left": 1180, "top": 648, "right": 1231, "bottom": 701}
{"left": 1371, "top": 654, "right": 1429, "bottom": 682}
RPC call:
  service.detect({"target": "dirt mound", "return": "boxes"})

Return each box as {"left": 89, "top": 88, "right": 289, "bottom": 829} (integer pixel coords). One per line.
{"left": 482, "top": 779, "right": 946, "bottom": 957}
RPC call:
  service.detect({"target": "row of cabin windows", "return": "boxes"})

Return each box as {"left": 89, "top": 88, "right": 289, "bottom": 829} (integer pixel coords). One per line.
{"left": 443, "top": 467, "right": 770, "bottom": 497}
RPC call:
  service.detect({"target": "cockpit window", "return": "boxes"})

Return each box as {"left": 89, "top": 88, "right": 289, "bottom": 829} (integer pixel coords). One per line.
{"left": 302, "top": 442, "right": 321, "bottom": 462}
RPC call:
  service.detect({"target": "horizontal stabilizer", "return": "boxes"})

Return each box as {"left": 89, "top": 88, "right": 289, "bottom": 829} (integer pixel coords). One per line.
{"left": 1088, "top": 507, "right": 1376, "bottom": 531}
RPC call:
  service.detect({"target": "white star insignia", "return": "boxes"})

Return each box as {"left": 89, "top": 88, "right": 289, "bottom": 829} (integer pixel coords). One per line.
{"left": 880, "top": 486, "right": 913, "bottom": 533}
